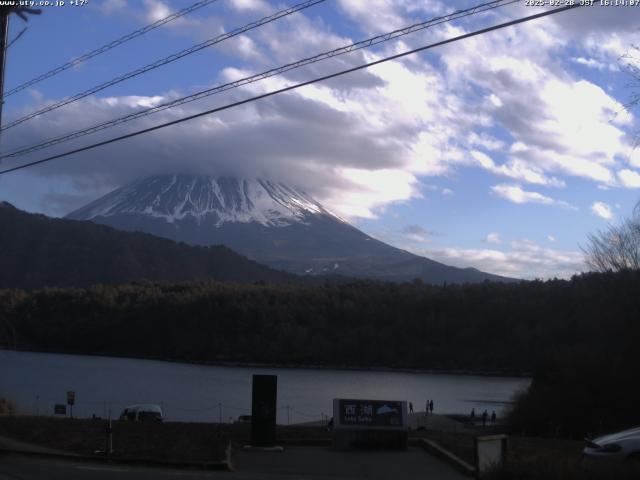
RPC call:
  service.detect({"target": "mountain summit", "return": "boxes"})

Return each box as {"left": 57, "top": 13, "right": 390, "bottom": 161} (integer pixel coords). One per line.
{"left": 68, "top": 174, "right": 514, "bottom": 283}
{"left": 68, "top": 175, "right": 338, "bottom": 228}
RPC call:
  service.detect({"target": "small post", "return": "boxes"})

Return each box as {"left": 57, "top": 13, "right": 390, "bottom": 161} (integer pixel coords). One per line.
{"left": 66, "top": 391, "right": 75, "bottom": 419}
{"left": 218, "top": 403, "right": 222, "bottom": 424}
{"left": 287, "top": 405, "right": 290, "bottom": 425}
{"left": 106, "top": 409, "right": 113, "bottom": 457}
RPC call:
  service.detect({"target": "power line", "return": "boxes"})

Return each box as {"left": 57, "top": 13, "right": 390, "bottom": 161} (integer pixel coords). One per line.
{"left": 0, "top": 0, "right": 326, "bottom": 132}
{"left": 3, "top": 0, "right": 221, "bottom": 98}
{"left": 0, "top": 4, "right": 585, "bottom": 177}
{"left": 0, "top": 0, "right": 520, "bottom": 161}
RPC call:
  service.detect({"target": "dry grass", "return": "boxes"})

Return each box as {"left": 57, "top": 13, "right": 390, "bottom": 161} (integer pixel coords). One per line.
{"left": 0, "top": 416, "right": 229, "bottom": 461}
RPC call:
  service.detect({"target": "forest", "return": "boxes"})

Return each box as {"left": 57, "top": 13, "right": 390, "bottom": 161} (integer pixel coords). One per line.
{"left": 1, "top": 269, "right": 639, "bottom": 436}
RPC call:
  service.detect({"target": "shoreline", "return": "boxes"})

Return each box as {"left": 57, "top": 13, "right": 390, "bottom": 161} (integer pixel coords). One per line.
{"left": 0, "top": 347, "right": 532, "bottom": 379}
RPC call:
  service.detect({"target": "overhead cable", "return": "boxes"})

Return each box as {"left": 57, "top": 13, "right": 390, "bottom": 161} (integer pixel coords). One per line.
{"left": 0, "top": 0, "right": 520, "bottom": 160}
{"left": 0, "top": 0, "right": 326, "bottom": 132}
{"left": 0, "top": 4, "right": 585, "bottom": 177}
{"left": 4, "top": 0, "right": 222, "bottom": 98}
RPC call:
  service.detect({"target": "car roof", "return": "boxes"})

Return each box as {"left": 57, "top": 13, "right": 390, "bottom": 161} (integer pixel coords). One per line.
{"left": 122, "top": 404, "right": 163, "bottom": 414}
{"left": 594, "top": 426, "right": 640, "bottom": 444}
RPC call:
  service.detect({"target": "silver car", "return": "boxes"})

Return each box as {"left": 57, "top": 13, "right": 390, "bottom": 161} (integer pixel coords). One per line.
{"left": 584, "top": 426, "right": 640, "bottom": 460}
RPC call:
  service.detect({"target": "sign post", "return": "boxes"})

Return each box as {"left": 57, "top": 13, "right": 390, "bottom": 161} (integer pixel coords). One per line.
{"left": 333, "top": 398, "right": 408, "bottom": 450}
{"left": 67, "top": 391, "right": 75, "bottom": 418}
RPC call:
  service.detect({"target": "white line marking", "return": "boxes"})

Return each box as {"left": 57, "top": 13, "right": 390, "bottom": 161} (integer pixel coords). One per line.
{"left": 75, "top": 465, "right": 131, "bottom": 472}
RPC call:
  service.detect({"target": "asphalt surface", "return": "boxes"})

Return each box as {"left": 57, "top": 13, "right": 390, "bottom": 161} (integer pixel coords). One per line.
{"left": 233, "top": 446, "right": 467, "bottom": 479}
{"left": 0, "top": 447, "right": 468, "bottom": 480}
{"left": 1, "top": 454, "right": 221, "bottom": 480}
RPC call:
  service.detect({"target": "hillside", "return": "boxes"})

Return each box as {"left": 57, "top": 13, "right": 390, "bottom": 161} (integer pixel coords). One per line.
{"left": 0, "top": 202, "right": 294, "bottom": 289}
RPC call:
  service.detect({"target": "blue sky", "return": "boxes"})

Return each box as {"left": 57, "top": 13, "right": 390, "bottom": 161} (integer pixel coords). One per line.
{"left": 0, "top": 0, "right": 639, "bottom": 279}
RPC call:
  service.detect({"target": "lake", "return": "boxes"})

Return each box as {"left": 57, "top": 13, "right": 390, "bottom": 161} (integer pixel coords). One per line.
{"left": 0, "top": 350, "right": 530, "bottom": 424}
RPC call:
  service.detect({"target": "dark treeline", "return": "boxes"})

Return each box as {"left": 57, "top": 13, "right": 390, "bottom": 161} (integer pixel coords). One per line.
{"left": 1, "top": 270, "right": 639, "bottom": 436}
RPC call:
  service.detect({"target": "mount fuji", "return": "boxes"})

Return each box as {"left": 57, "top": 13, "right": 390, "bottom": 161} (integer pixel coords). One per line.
{"left": 67, "top": 175, "right": 513, "bottom": 283}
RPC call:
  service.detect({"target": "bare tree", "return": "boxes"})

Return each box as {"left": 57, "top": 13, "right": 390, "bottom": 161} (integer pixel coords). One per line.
{"left": 582, "top": 202, "right": 640, "bottom": 272}
{"left": 621, "top": 45, "right": 640, "bottom": 126}
{"left": 584, "top": 48, "right": 640, "bottom": 272}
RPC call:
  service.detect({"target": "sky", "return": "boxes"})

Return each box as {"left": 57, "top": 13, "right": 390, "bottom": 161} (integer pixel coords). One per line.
{"left": 0, "top": 0, "right": 639, "bottom": 280}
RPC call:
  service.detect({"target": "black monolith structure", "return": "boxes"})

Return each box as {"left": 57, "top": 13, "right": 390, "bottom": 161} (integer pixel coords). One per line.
{"left": 251, "top": 374, "right": 277, "bottom": 446}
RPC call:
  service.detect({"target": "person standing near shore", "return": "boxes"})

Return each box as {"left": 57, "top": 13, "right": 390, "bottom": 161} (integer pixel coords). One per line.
{"left": 429, "top": 400, "right": 434, "bottom": 414}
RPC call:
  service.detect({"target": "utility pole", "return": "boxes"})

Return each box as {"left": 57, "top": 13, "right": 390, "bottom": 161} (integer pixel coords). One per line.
{"left": 0, "top": 8, "right": 10, "bottom": 133}
{"left": 0, "top": 6, "right": 41, "bottom": 146}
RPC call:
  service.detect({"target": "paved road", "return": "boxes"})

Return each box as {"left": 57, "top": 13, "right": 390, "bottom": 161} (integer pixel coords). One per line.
{"left": 0, "top": 447, "right": 467, "bottom": 480}
{"left": 1, "top": 454, "right": 221, "bottom": 480}
{"left": 234, "top": 446, "right": 467, "bottom": 479}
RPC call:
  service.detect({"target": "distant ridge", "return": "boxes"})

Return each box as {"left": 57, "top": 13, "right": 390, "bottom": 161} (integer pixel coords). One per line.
{"left": 0, "top": 201, "right": 294, "bottom": 290}
{"left": 68, "top": 175, "right": 517, "bottom": 284}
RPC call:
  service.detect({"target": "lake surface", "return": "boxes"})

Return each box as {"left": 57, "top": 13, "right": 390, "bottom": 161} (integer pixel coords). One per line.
{"left": 1, "top": 350, "right": 530, "bottom": 424}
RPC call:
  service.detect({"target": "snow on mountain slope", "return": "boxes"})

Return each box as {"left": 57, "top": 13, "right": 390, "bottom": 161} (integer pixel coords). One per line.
{"left": 69, "top": 175, "right": 339, "bottom": 227}
{"left": 67, "top": 174, "right": 516, "bottom": 284}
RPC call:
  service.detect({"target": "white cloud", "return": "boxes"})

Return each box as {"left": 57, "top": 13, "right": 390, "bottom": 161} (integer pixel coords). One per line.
{"left": 144, "top": 0, "right": 171, "bottom": 23}
{"left": 420, "top": 240, "right": 584, "bottom": 280}
{"left": 5, "top": 1, "right": 636, "bottom": 234}
{"left": 618, "top": 169, "right": 640, "bottom": 188}
{"left": 326, "top": 168, "right": 421, "bottom": 218}
{"left": 571, "top": 57, "right": 609, "bottom": 71}
{"left": 229, "top": 35, "right": 262, "bottom": 61}
{"left": 438, "top": 11, "right": 633, "bottom": 188}
{"left": 490, "top": 184, "right": 573, "bottom": 209}
{"left": 229, "top": 0, "right": 271, "bottom": 14}
{"left": 547, "top": 235, "right": 556, "bottom": 242}
{"left": 467, "top": 132, "right": 505, "bottom": 151}
{"left": 336, "top": 0, "right": 405, "bottom": 34}
{"left": 484, "top": 232, "right": 501, "bottom": 244}
{"left": 470, "top": 150, "right": 565, "bottom": 187}
{"left": 591, "top": 201, "right": 613, "bottom": 220}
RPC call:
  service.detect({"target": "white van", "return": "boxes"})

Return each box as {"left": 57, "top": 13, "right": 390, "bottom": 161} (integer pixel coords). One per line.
{"left": 119, "top": 404, "right": 163, "bottom": 423}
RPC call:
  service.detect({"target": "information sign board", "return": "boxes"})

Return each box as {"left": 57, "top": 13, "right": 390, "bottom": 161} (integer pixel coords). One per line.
{"left": 333, "top": 399, "right": 407, "bottom": 430}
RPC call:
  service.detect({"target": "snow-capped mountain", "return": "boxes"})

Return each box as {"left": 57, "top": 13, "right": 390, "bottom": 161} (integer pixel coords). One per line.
{"left": 67, "top": 175, "right": 513, "bottom": 284}
{"left": 69, "top": 175, "right": 336, "bottom": 228}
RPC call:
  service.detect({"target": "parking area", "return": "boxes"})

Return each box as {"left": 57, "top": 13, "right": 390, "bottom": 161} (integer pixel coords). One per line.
{"left": 233, "top": 446, "right": 468, "bottom": 480}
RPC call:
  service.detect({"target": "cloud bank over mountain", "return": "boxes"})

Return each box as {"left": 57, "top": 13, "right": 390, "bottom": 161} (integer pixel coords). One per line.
{"left": 1, "top": 1, "right": 638, "bottom": 278}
